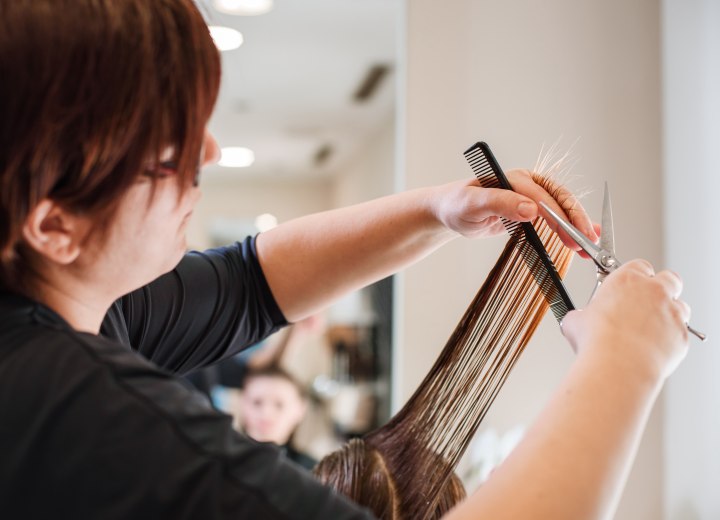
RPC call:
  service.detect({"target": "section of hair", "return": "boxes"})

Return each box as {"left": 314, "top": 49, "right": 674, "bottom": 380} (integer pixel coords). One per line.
{"left": 532, "top": 141, "right": 591, "bottom": 220}
{"left": 315, "top": 438, "right": 400, "bottom": 519}
{"left": 316, "top": 218, "right": 573, "bottom": 519}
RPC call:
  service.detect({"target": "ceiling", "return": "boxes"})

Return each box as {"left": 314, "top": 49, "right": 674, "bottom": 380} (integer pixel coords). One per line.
{"left": 202, "top": 0, "right": 399, "bottom": 183}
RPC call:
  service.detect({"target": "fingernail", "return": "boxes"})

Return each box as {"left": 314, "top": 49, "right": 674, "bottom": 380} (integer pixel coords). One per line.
{"left": 518, "top": 201, "right": 536, "bottom": 219}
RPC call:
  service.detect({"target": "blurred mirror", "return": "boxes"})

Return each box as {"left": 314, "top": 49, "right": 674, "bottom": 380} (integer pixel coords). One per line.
{"left": 185, "top": 0, "right": 399, "bottom": 462}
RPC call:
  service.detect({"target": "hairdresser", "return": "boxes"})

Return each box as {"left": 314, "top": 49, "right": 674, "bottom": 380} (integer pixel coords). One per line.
{"left": 0, "top": 1, "right": 690, "bottom": 519}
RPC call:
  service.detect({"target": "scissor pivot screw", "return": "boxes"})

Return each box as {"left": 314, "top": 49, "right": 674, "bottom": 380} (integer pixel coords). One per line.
{"left": 600, "top": 256, "right": 617, "bottom": 269}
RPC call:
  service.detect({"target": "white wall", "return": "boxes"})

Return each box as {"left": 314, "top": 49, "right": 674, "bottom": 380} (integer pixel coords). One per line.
{"left": 662, "top": 1, "right": 720, "bottom": 518}
{"left": 187, "top": 177, "right": 335, "bottom": 249}
{"left": 397, "top": 1, "right": 664, "bottom": 518}
{"left": 189, "top": 116, "right": 395, "bottom": 250}
{"left": 332, "top": 114, "right": 396, "bottom": 207}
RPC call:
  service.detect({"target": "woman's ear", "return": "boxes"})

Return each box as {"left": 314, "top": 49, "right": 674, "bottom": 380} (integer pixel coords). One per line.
{"left": 22, "top": 199, "right": 86, "bottom": 265}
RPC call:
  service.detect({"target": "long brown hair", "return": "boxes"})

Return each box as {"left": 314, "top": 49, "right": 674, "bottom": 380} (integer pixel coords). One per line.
{"left": 315, "top": 217, "right": 573, "bottom": 519}
{"left": 0, "top": 0, "right": 221, "bottom": 292}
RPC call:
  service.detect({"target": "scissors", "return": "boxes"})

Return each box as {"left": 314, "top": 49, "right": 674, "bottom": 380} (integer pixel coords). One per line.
{"left": 539, "top": 183, "right": 706, "bottom": 342}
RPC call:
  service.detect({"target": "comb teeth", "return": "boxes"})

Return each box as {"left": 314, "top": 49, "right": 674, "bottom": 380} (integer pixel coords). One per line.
{"left": 516, "top": 241, "right": 572, "bottom": 321}
{"left": 465, "top": 147, "right": 503, "bottom": 190}
{"left": 464, "top": 142, "right": 575, "bottom": 322}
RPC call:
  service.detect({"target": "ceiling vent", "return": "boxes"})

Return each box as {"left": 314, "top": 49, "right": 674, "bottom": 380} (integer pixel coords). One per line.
{"left": 352, "top": 64, "right": 391, "bottom": 103}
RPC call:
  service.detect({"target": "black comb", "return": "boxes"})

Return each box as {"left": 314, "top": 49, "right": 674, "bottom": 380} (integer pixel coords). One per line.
{"left": 463, "top": 142, "right": 575, "bottom": 322}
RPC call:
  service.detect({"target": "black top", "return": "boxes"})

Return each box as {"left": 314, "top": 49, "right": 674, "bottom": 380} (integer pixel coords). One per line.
{"left": 282, "top": 444, "right": 318, "bottom": 472}
{"left": 0, "top": 237, "right": 372, "bottom": 519}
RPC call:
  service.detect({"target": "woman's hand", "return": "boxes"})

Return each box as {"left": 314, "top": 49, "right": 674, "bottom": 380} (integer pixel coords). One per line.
{"left": 561, "top": 259, "right": 691, "bottom": 383}
{"left": 259, "top": 169, "right": 599, "bottom": 321}
{"left": 429, "top": 170, "right": 598, "bottom": 254}
{"left": 452, "top": 259, "right": 690, "bottom": 520}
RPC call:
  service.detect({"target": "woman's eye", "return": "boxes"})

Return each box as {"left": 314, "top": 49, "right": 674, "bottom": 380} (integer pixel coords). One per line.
{"left": 143, "top": 161, "right": 178, "bottom": 179}
{"left": 143, "top": 161, "right": 201, "bottom": 186}
{"left": 156, "top": 161, "right": 180, "bottom": 177}
{"left": 158, "top": 160, "right": 179, "bottom": 171}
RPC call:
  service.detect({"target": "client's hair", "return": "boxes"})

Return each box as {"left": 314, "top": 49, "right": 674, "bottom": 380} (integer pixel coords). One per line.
{"left": 317, "top": 438, "right": 466, "bottom": 519}
{"left": 315, "top": 203, "right": 574, "bottom": 519}
{"left": 242, "top": 365, "right": 306, "bottom": 399}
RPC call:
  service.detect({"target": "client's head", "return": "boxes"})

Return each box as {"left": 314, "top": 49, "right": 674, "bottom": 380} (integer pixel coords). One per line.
{"left": 239, "top": 366, "right": 307, "bottom": 446}
{"left": 313, "top": 438, "right": 466, "bottom": 520}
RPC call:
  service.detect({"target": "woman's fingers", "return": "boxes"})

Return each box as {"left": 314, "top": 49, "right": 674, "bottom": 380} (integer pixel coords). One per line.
{"left": 654, "top": 269, "right": 683, "bottom": 299}
{"left": 505, "top": 169, "right": 598, "bottom": 254}
{"left": 623, "top": 258, "right": 656, "bottom": 277}
{"left": 561, "top": 260, "right": 691, "bottom": 381}
{"left": 558, "top": 309, "right": 584, "bottom": 353}
{"left": 468, "top": 187, "right": 539, "bottom": 222}
{"left": 448, "top": 171, "right": 598, "bottom": 250}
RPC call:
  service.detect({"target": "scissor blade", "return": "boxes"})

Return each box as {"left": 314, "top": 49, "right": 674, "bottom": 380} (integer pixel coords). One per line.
{"left": 539, "top": 201, "right": 603, "bottom": 259}
{"left": 600, "top": 182, "right": 616, "bottom": 255}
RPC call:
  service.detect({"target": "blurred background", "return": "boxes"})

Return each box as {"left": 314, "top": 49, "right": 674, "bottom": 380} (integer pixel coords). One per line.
{"left": 187, "top": 1, "right": 719, "bottom": 519}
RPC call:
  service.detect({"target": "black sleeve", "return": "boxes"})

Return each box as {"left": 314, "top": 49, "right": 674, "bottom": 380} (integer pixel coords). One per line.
{"left": 102, "top": 236, "right": 288, "bottom": 375}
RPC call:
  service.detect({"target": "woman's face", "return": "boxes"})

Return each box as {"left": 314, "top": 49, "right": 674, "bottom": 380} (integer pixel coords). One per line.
{"left": 75, "top": 131, "right": 219, "bottom": 297}
{"left": 240, "top": 375, "right": 307, "bottom": 446}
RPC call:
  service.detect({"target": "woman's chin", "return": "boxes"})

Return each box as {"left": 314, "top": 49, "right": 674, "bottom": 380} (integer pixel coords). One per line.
{"left": 142, "top": 251, "right": 186, "bottom": 287}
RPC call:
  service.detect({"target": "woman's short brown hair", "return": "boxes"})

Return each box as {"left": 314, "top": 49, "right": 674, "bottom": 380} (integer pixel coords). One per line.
{"left": 242, "top": 365, "right": 307, "bottom": 400}
{"left": 0, "top": 0, "right": 221, "bottom": 291}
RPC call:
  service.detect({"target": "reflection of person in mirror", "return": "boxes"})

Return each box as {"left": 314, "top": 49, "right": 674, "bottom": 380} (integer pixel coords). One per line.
{"left": 246, "top": 314, "right": 332, "bottom": 385}
{"left": 240, "top": 366, "right": 317, "bottom": 471}
{"left": 0, "top": 1, "right": 692, "bottom": 518}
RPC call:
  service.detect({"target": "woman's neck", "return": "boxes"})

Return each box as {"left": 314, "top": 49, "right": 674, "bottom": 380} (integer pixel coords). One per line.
{"left": 30, "top": 274, "right": 114, "bottom": 334}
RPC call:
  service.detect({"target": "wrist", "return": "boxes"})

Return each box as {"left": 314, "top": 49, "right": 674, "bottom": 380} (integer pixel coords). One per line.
{"left": 575, "top": 333, "right": 666, "bottom": 397}
{"left": 414, "top": 184, "right": 459, "bottom": 240}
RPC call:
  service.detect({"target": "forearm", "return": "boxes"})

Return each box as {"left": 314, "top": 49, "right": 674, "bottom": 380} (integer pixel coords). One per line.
{"left": 256, "top": 186, "right": 456, "bottom": 322}
{"left": 254, "top": 173, "right": 597, "bottom": 323}
{"left": 447, "top": 346, "right": 663, "bottom": 520}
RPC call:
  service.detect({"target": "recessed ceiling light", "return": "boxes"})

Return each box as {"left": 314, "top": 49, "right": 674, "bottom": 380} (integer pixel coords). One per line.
{"left": 213, "top": 0, "right": 274, "bottom": 16}
{"left": 219, "top": 147, "right": 255, "bottom": 168}
{"left": 208, "top": 26, "right": 243, "bottom": 52}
